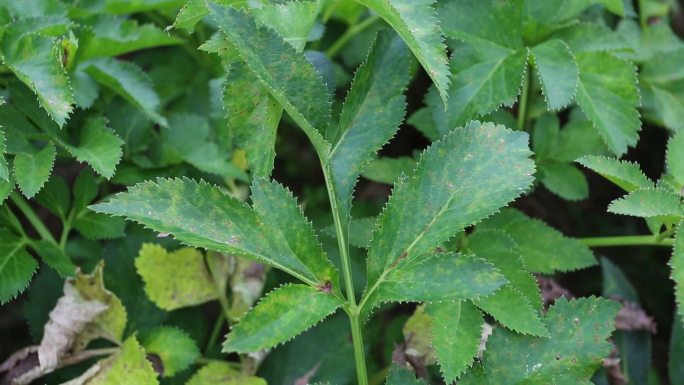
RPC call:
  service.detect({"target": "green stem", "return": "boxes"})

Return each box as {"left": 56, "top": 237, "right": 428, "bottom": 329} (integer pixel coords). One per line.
{"left": 205, "top": 312, "right": 226, "bottom": 354}
{"left": 10, "top": 192, "right": 57, "bottom": 244}
{"left": 321, "top": 162, "right": 367, "bottom": 385}
{"left": 579, "top": 235, "right": 675, "bottom": 247}
{"left": 326, "top": 15, "right": 381, "bottom": 57}
{"left": 517, "top": 63, "right": 531, "bottom": 131}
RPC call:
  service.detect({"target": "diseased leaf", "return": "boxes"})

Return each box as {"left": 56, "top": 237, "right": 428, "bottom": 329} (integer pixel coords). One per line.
{"left": 14, "top": 143, "right": 56, "bottom": 198}
{"left": 402, "top": 305, "right": 436, "bottom": 365}
{"left": 531, "top": 39, "right": 578, "bottom": 110}
{"left": 577, "top": 155, "right": 653, "bottom": 192}
{"left": 467, "top": 230, "right": 546, "bottom": 336}
{"left": 366, "top": 253, "right": 505, "bottom": 305}
{"left": 539, "top": 161, "right": 589, "bottom": 201}
{"left": 356, "top": 0, "right": 450, "bottom": 104}
{"left": 364, "top": 122, "right": 534, "bottom": 307}
{"left": 135, "top": 244, "right": 218, "bottom": 311}
{"left": 329, "top": 29, "right": 411, "bottom": 234}
{"left": 251, "top": 178, "right": 338, "bottom": 290}
{"left": 186, "top": 362, "right": 266, "bottom": 385}
{"left": 459, "top": 297, "right": 621, "bottom": 385}
{"left": 608, "top": 187, "right": 684, "bottom": 218}
{"left": 85, "top": 58, "right": 167, "bottom": 126}
{"left": 1, "top": 33, "right": 74, "bottom": 127}
{"left": 478, "top": 209, "right": 597, "bottom": 273}
{"left": 575, "top": 52, "right": 640, "bottom": 156}
{"left": 425, "top": 301, "right": 483, "bottom": 382}
{"left": 667, "top": 131, "right": 684, "bottom": 187}
{"left": 0, "top": 230, "right": 37, "bottom": 304}
{"left": 361, "top": 157, "right": 415, "bottom": 185}
{"left": 208, "top": 3, "right": 331, "bottom": 155}
{"left": 140, "top": 326, "right": 199, "bottom": 377}
{"left": 91, "top": 178, "right": 337, "bottom": 287}
{"left": 223, "top": 284, "right": 344, "bottom": 353}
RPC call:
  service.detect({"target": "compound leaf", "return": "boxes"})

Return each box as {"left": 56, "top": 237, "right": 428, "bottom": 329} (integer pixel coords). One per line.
{"left": 140, "top": 326, "right": 199, "bottom": 377}
{"left": 478, "top": 209, "right": 597, "bottom": 274}
{"left": 425, "top": 301, "right": 483, "bottom": 383}
{"left": 608, "top": 187, "right": 684, "bottom": 218}
{"left": 223, "top": 284, "right": 344, "bottom": 353}
{"left": 329, "top": 29, "right": 411, "bottom": 234}
{"left": 575, "top": 52, "right": 640, "bottom": 156}
{"left": 14, "top": 143, "right": 56, "bottom": 198}
{"left": 577, "top": 155, "right": 653, "bottom": 192}
{"left": 0, "top": 230, "right": 37, "bottom": 304}
{"left": 365, "top": 122, "right": 534, "bottom": 305}
{"left": 85, "top": 58, "right": 167, "bottom": 126}
{"left": 135, "top": 244, "right": 217, "bottom": 311}
{"left": 91, "top": 178, "right": 333, "bottom": 287}
{"left": 531, "top": 39, "right": 578, "bottom": 110}
{"left": 459, "top": 297, "right": 621, "bottom": 385}
{"left": 356, "top": 0, "right": 450, "bottom": 104}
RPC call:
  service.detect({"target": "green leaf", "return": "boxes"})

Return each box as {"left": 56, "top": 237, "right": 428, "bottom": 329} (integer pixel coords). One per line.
{"left": 530, "top": 39, "right": 578, "bottom": 110}
{"left": 14, "top": 143, "right": 56, "bottom": 198}
{"left": 539, "top": 161, "right": 589, "bottom": 201}
{"left": 208, "top": 3, "right": 331, "bottom": 156}
{"left": 425, "top": 301, "right": 483, "bottom": 382}
{"left": 251, "top": 178, "right": 339, "bottom": 289}
{"left": 223, "top": 284, "right": 344, "bottom": 353}
{"left": 75, "top": 336, "right": 160, "bottom": 385}
{"left": 1, "top": 33, "right": 74, "bottom": 127}
{"left": 31, "top": 239, "right": 76, "bottom": 277}
{"left": 74, "top": 211, "right": 126, "bottom": 240}
{"left": 0, "top": 230, "right": 37, "bottom": 304}
{"left": 356, "top": 0, "right": 450, "bottom": 104}
{"left": 92, "top": 178, "right": 338, "bottom": 287}
{"left": 141, "top": 326, "right": 199, "bottom": 377}
{"left": 459, "top": 297, "right": 621, "bottom": 385}
{"left": 577, "top": 155, "right": 653, "bottom": 192}
{"left": 361, "top": 157, "right": 415, "bottom": 185}
{"left": 575, "top": 52, "right": 640, "bottom": 156}
{"left": 253, "top": 0, "right": 322, "bottom": 52}
{"left": 187, "top": 362, "right": 267, "bottom": 385}
{"left": 172, "top": 0, "right": 243, "bottom": 32}
{"left": 0, "top": 129, "right": 8, "bottom": 181}
{"left": 386, "top": 363, "right": 424, "bottom": 385}
{"left": 608, "top": 187, "right": 684, "bottom": 218}
{"left": 85, "top": 58, "right": 167, "bottom": 126}
{"left": 36, "top": 175, "right": 71, "bottom": 219}
{"left": 73, "top": 169, "right": 99, "bottom": 215}
{"left": 329, "top": 29, "right": 411, "bottom": 231}
{"left": 322, "top": 217, "right": 377, "bottom": 249}
{"left": 366, "top": 253, "right": 505, "bottom": 305}
{"left": 551, "top": 22, "right": 630, "bottom": 54}
{"left": 670, "top": 223, "right": 684, "bottom": 319}
{"left": 438, "top": 0, "right": 522, "bottom": 49}
{"left": 478, "top": 208, "right": 597, "bottom": 273}
{"left": 60, "top": 117, "right": 124, "bottom": 179}
{"left": 641, "top": 49, "right": 684, "bottom": 132}
{"left": 364, "top": 122, "right": 534, "bottom": 305}
{"left": 467, "top": 230, "right": 546, "bottom": 336}
{"left": 79, "top": 15, "right": 182, "bottom": 61}
{"left": 667, "top": 131, "right": 684, "bottom": 187}
{"left": 428, "top": 43, "right": 526, "bottom": 134}
{"left": 135, "top": 244, "right": 218, "bottom": 311}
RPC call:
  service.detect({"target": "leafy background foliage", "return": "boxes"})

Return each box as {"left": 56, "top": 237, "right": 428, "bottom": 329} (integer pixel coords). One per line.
{"left": 1, "top": 0, "right": 684, "bottom": 384}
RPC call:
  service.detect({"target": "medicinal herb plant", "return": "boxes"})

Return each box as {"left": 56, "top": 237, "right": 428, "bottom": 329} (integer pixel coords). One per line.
{"left": 0, "top": 0, "right": 683, "bottom": 384}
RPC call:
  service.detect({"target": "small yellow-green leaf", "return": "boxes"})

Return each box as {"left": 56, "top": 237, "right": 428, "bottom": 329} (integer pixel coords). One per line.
{"left": 223, "top": 284, "right": 344, "bottom": 353}
{"left": 135, "top": 244, "right": 218, "bottom": 311}
{"left": 186, "top": 362, "right": 266, "bottom": 385}
{"left": 140, "top": 326, "right": 199, "bottom": 377}
{"left": 75, "top": 337, "right": 159, "bottom": 385}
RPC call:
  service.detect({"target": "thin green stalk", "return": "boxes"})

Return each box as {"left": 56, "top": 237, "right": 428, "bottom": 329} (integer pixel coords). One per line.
{"left": 10, "top": 192, "right": 57, "bottom": 244}
{"left": 580, "top": 235, "right": 675, "bottom": 247}
{"left": 326, "top": 15, "right": 381, "bottom": 57}
{"left": 349, "top": 314, "right": 368, "bottom": 385}
{"left": 516, "top": 64, "right": 531, "bottom": 131}
{"left": 205, "top": 312, "right": 226, "bottom": 354}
